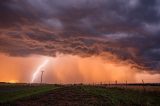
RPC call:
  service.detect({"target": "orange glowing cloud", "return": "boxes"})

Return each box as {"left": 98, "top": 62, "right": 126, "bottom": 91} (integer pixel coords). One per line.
{"left": 0, "top": 53, "right": 159, "bottom": 84}
{"left": 48, "top": 55, "right": 137, "bottom": 84}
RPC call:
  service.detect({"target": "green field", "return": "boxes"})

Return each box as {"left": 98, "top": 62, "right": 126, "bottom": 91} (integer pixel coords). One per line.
{"left": 0, "top": 83, "right": 59, "bottom": 103}
{"left": 0, "top": 83, "right": 160, "bottom": 106}
{"left": 80, "top": 86, "right": 160, "bottom": 106}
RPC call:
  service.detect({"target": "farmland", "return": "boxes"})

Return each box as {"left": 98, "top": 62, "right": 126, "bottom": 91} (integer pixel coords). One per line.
{"left": 0, "top": 83, "right": 59, "bottom": 103}
{"left": 0, "top": 83, "right": 160, "bottom": 106}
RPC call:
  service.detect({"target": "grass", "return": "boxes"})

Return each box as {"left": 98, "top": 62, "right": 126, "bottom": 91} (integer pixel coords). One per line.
{"left": 79, "top": 85, "right": 160, "bottom": 106}
{"left": 0, "top": 83, "right": 159, "bottom": 106}
{"left": 0, "top": 83, "right": 59, "bottom": 103}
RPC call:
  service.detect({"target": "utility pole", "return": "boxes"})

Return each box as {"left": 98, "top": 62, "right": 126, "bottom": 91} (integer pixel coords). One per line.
{"left": 40, "top": 71, "right": 44, "bottom": 84}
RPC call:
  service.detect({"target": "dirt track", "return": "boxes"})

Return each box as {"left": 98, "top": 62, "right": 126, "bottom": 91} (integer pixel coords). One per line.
{"left": 14, "top": 86, "right": 107, "bottom": 106}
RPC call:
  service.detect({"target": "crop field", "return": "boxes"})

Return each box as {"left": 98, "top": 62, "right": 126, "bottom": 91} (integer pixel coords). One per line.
{"left": 0, "top": 83, "right": 160, "bottom": 106}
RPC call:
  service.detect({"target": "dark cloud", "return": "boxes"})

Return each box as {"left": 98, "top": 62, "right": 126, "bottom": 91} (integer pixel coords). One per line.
{"left": 0, "top": 0, "right": 160, "bottom": 72}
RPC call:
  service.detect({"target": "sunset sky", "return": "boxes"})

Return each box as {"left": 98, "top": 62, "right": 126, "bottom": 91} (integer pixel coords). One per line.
{"left": 0, "top": 0, "right": 160, "bottom": 83}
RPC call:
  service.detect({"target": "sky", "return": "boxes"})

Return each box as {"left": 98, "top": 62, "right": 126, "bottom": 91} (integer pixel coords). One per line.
{"left": 0, "top": 0, "right": 160, "bottom": 83}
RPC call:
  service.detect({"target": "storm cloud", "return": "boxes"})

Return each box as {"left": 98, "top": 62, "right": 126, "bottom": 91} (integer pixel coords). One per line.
{"left": 0, "top": 0, "right": 160, "bottom": 72}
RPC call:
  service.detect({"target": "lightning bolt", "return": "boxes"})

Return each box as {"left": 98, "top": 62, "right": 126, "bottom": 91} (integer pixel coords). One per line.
{"left": 31, "top": 59, "right": 49, "bottom": 83}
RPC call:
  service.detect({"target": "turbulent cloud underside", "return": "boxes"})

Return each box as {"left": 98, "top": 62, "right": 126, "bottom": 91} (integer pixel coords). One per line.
{"left": 0, "top": 0, "right": 160, "bottom": 72}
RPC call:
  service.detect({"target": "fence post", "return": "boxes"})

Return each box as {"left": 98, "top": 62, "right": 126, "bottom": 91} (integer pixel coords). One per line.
{"left": 126, "top": 80, "right": 127, "bottom": 89}
{"left": 142, "top": 80, "right": 145, "bottom": 92}
{"left": 100, "top": 82, "right": 102, "bottom": 86}
{"left": 115, "top": 80, "right": 117, "bottom": 87}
